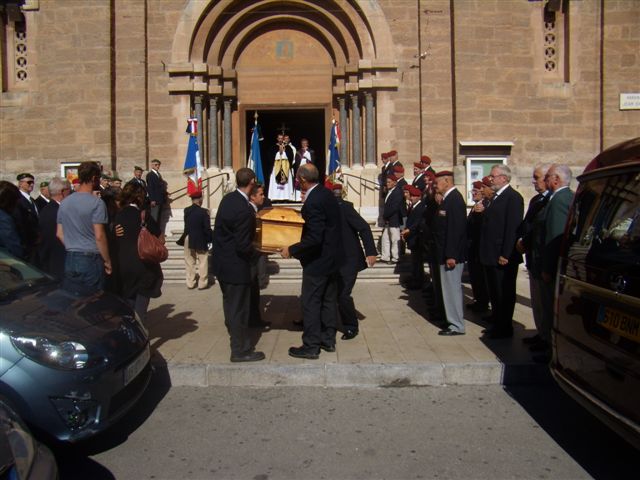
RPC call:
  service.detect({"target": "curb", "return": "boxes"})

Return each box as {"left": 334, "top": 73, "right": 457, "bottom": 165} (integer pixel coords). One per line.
{"left": 154, "top": 360, "right": 551, "bottom": 388}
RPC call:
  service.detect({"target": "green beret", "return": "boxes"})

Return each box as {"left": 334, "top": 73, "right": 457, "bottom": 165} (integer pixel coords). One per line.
{"left": 17, "top": 173, "right": 34, "bottom": 181}
{"left": 134, "top": 166, "right": 143, "bottom": 171}
{"left": 40, "top": 181, "right": 49, "bottom": 188}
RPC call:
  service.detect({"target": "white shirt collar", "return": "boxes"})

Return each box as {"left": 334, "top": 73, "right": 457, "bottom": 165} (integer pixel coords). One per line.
{"left": 550, "top": 185, "right": 569, "bottom": 199}
{"left": 20, "top": 191, "right": 32, "bottom": 201}
{"left": 237, "top": 189, "right": 250, "bottom": 202}
{"left": 495, "top": 183, "right": 510, "bottom": 197}
{"left": 443, "top": 186, "right": 456, "bottom": 200}
{"left": 303, "top": 184, "right": 319, "bottom": 202}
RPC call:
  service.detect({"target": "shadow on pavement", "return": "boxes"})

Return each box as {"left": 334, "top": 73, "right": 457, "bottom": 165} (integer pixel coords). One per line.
{"left": 145, "top": 303, "right": 199, "bottom": 352}
{"left": 505, "top": 379, "right": 637, "bottom": 479}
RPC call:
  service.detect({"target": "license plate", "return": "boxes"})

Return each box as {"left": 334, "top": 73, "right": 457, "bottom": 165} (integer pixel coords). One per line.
{"left": 597, "top": 307, "right": 640, "bottom": 343}
{"left": 124, "top": 345, "right": 150, "bottom": 386}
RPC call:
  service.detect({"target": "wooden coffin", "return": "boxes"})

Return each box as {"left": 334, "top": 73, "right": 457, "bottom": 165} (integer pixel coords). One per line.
{"left": 254, "top": 207, "right": 304, "bottom": 252}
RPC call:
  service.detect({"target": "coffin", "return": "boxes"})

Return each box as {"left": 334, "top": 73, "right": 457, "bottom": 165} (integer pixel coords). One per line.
{"left": 254, "top": 207, "right": 304, "bottom": 252}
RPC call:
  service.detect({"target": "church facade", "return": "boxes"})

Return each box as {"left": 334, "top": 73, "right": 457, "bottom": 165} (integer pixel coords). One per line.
{"left": 1, "top": 0, "right": 638, "bottom": 214}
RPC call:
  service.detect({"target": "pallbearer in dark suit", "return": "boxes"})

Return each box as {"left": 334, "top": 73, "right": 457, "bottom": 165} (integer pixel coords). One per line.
{"left": 402, "top": 185, "right": 426, "bottom": 289}
{"left": 432, "top": 171, "right": 468, "bottom": 336}
{"left": 466, "top": 180, "right": 490, "bottom": 313}
{"left": 183, "top": 191, "right": 212, "bottom": 290}
{"left": 212, "top": 168, "right": 265, "bottom": 363}
{"left": 329, "top": 182, "right": 377, "bottom": 340}
{"left": 282, "top": 164, "right": 343, "bottom": 359}
{"left": 479, "top": 164, "right": 524, "bottom": 339}
{"left": 38, "top": 177, "right": 71, "bottom": 278}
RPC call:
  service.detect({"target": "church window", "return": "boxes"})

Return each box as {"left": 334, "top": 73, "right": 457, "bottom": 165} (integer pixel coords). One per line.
{"left": 1, "top": 3, "right": 29, "bottom": 92}
{"left": 542, "top": 0, "right": 570, "bottom": 81}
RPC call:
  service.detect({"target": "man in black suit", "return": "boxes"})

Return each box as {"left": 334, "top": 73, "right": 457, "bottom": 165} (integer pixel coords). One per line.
{"left": 38, "top": 177, "right": 71, "bottom": 277}
{"left": 183, "top": 191, "right": 212, "bottom": 290}
{"left": 329, "top": 182, "right": 377, "bottom": 340}
{"left": 402, "top": 185, "right": 426, "bottom": 289}
{"left": 479, "top": 164, "right": 524, "bottom": 338}
{"left": 282, "top": 164, "right": 343, "bottom": 359}
{"left": 212, "top": 168, "right": 265, "bottom": 363}
{"left": 431, "top": 171, "right": 468, "bottom": 336}
{"left": 12, "top": 173, "right": 40, "bottom": 262}
{"left": 466, "top": 180, "right": 491, "bottom": 313}
{"left": 128, "top": 166, "right": 148, "bottom": 189}
{"left": 146, "top": 159, "right": 168, "bottom": 228}
{"left": 380, "top": 174, "right": 405, "bottom": 263}
{"left": 34, "top": 181, "right": 51, "bottom": 211}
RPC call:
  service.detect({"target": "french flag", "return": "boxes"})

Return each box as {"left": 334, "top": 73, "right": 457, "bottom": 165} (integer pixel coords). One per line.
{"left": 183, "top": 117, "right": 204, "bottom": 196}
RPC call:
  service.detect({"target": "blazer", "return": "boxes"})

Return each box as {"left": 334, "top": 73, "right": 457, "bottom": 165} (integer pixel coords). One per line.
{"left": 383, "top": 186, "right": 405, "bottom": 227}
{"left": 34, "top": 195, "right": 49, "bottom": 212}
{"left": 338, "top": 199, "right": 377, "bottom": 275}
{"left": 479, "top": 185, "right": 524, "bottom": 266}
{"left": 412, "top": 174, "right": 426, "bottom": 192}
{"left": 289, "top": 185, "right": 343, "bottom": 277}
{"left": 211, "top": 190, "right": 257, "bottom": 284}
{"left": 432, "top": 188, "right": 467, "bottom": 264}
{"left": 404, "top": 200, "right": 426, "bottom": 250}
{"left": 11, "top": 194, "right": 39, "bottom": 254}
{"left": 184, "top": 204, "right": 213, "bottom": 251}
{"left": 146, "top": 170, "right": 167, "bottom": 204}
{"left": 37, "top": 201, "right": 65, "bottom": 278}
{"left": 542, "top": 187, "right": 574, "bottom": 277}
{"left": 518, "top": 192, "right": 550, "bottom": 273}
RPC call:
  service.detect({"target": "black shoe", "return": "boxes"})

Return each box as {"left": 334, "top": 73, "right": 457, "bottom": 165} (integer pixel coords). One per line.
{"left": 341, "top": 329, "right": 358, "bottom": 340}
{"left": 522, "top": 334, "right": 541, "bottom": 345}
{"left": 230, "top": 351, "right": 266, "bottom": 363}
{"left": 320, "top": 344, "right": 336, "bottom": 352}
{"left": 288, "top": 345, "right": 320, "bottom": 359}
{"left": 438, "top": 329, "right": 465, "bottom": 336}
{"left": 483, "top": 329, "right": 513, "bottom": 339}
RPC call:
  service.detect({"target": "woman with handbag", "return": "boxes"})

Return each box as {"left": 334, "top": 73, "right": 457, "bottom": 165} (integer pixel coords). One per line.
{"left": 114, "top": 182, "right": 164, "bottom": 321}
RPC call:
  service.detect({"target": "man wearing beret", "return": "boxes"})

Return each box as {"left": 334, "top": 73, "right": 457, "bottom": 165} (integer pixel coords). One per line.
{"left": 128, "top": 165, "right": 147, "bottom": 189}
{"left": 381, "top": 174, "right": 405, "bottom": 264}
{"left": 432, "top": 171, "right": 467, "bottom": 335}
{"left": 35, "top": 181, "right": 51, "bottom": 211}
{"left": 479, "top": 164, "right": 524, "bottom": 339}
{"left": 466, "top": 180, "right": 490, "bottom": 313}
{"left": 412, "top": 162, "right": 427, "bottom": 192}
{"left": 12, "top": 173, "right": 40, "bottom": 262}
{"left": 182, "top": 191, "right": 212, "bottom": 290}
{"left": 402, "top": 185, "right": 426, "bottom": 289}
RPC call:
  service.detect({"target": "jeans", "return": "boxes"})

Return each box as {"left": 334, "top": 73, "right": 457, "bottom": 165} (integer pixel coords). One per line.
{"left": 63, "top": 251, "right": 104, "bottom": 296}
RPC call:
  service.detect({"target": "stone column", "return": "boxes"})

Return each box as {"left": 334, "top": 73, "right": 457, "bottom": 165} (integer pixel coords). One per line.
{"left": 209, "top": 96, "right": 218, "bottom": 168}
{"left": 350, "top": 93, "right": 361, "bottom": 167}
{"left": 338, "top": 97, "right": 348, "bottom": 165}
{"left": 223, "top": 98, "right": 233, "bottom": 169}
{"left": 194, "top": 95, "right": 204, "bottom": 161}
{"left": 365, "top": 91, "right": 375, "bottom": 166}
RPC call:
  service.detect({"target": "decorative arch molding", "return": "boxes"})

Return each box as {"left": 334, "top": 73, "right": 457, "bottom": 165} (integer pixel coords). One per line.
{"left": 168, "top": 0, "right": 398, "bottom": 96}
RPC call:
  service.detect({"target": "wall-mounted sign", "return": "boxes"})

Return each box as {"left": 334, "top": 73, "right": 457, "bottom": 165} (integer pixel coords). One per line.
{"left": 620, "top": 93, "right": 640, "bottom": 110}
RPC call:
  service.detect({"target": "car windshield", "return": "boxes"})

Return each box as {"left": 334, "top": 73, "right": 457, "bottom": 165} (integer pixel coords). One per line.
{"left": 0, "top": 249, "right": 53, "bottom": 295}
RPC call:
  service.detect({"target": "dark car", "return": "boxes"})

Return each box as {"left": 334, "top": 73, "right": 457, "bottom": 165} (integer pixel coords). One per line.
{"left": 0, "top": 249, "right": 152, "bottom": 442}
{"left": 551, "top": 137, "right": 640, "bottom": 449}
{"left": 0, "top": 399, "right": 57, "bottom": 479}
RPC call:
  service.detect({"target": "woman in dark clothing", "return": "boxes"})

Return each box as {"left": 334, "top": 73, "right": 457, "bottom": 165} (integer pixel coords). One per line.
{"left": 114, "top": 183, "right": 163, "bottom": 321}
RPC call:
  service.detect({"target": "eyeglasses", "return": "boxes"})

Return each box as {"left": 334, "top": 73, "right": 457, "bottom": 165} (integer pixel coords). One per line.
{"left": 488, "top": 174, "right": 505, "bottom": 179}
{"left": 22, "top": 180, "right": 34, "bottom": 185}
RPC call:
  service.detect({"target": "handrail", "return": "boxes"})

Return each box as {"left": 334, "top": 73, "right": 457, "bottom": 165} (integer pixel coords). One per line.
{"left": 341, "top": 172, "right": 381, "bottom": 190}
{"left": 169, "top": 172, "right": 231, "bottom": 202}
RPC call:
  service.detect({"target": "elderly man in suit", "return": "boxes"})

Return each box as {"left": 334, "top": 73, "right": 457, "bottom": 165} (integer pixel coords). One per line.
{"left": 34, "top": 181, "right": 51, "bottom": 211}
{"left": 282, "top": 164, "right": 343, "bottom": 359}
{"left": 12, "top": 173, "right": 40, "bottom": 262}
{"left": 183, "top": 191, "right": 212, "bottom": 290}
{"left": 479, "top": 164, "right": 524, "bottom": 339}
{"left": 402, "top": 185, "right": 426, "bottom": 289}
{"left": 212, "top": 168, "right": 265, "bottom": 363}
{"left": 537, "top": 163, "right": 574, "bottom": 361}
{"left": 329, "top": 181, "right": 377, "bottom": 340}
{"left": 431, "top": 171, "right": 468, "bottom": 336}
{"left": 38, "top": 177, "right": 71, "bottom": 277}
{"left": 146, "top": 159, "right": 168, "bottom": 228}
{"left": 380, "top": 174, "right": 405, "bottom": 264}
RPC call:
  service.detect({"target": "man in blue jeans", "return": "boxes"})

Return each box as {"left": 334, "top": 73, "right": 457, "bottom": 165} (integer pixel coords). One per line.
{"left": 57, "top": 161, "right": 112, "bottom": 296}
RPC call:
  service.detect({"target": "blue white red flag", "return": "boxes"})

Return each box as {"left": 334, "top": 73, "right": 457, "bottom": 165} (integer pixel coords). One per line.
{"left": 183, "top": 117, "right": 204, "bottom": 196}
{"left": 247, "top": 119, "right": 264, "bottom": 183}
{"left": 326, "top": 118, "right": 341, "bottom": 181}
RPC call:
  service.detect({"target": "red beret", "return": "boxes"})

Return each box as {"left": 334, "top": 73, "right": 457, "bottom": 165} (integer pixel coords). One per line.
{"left": 72, "top": 178, "right": 80, "bottom": 185}
{"left": 413, "top": 162, "right": 424, "bottom": 169}
{"left": 472, "top": 181, "right": 484, "bottom": 190}
{"left": 388, "top": 150, "right": 397, "bottom": 156}
{"left": 482, "top": 175, "right": 492, "bottom": 187}
{"left": 381, "top": 152, "right": 388, "bottom": 160}
{"left": 386, "top": 174, "right": 397, "bottom": 182}
{"left": 435, "top": 170, "right": 454, "bottom": 178}
{"left": 420, "top": 155, "right": 431, "bottom": 165}
{"left": 425, "top": 170, "right": 436, "bottom": 181}
{"left": 406, "top": 185, "right": 422, "bottom": 197}
{"left": 393, "top": 165, "right": 404, "bottom": 173}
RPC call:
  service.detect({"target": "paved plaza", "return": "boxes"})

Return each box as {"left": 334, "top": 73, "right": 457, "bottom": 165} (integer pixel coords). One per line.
{"left": 146, "top": 265, "right": 547, "bottom": 387}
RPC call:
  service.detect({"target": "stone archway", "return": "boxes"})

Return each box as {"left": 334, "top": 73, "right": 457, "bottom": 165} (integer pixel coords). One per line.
{"left": 168, "top": 0, "right": 397, "bottom": 171}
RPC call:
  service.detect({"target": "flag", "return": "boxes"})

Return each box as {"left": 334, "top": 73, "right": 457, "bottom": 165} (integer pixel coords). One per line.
{"left": 326, "top": 119, "right": 341, "bottom": 182}
{"left": 247, "top": 119, "right": 264, "bottom": 183}
{"left": 183, "top": 117, "right": 204, "bottom": 196}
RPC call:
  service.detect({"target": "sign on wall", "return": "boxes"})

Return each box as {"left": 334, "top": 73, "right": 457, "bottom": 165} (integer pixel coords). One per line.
{"left": 620, "top": 93, "right": 640, "bottom": 110}
{"left": 465, "top": 157, "right": 507, "bottom": 205}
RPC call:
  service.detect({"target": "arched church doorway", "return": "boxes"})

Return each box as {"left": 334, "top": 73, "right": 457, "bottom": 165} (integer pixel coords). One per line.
{"left": 244, "top": 108, "right": 327, "bottom": 183}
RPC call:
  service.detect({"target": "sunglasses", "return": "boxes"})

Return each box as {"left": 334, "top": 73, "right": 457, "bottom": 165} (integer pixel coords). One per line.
{"left": 22, "top": 180, "right": 34, "bottom": 185}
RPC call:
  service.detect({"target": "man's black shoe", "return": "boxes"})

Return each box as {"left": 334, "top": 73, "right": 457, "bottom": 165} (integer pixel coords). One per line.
{"left": 438, "top": 329, "right": 465, "bottom": 336}
{"left": 522, "top": 334, "right": 541, "bottom": 345}
{"left": 230, "top": 351, "right": 266, "bottom": 363}
{"left": 320, "top": 344, "right": 336, "bottom": 352}
{"left": 341, "top": 329, "right": 358, "bottom": 340}
{"left": 288, "top": 345, "right": 320, "bottom": 359}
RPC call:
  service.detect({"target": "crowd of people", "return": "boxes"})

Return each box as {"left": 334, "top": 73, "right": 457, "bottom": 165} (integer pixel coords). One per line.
{"left": 0, "top": 160, "right": 169, "bottom": 322}
{"left": 377, "top": 151, "right": 574, "bottom": 363}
